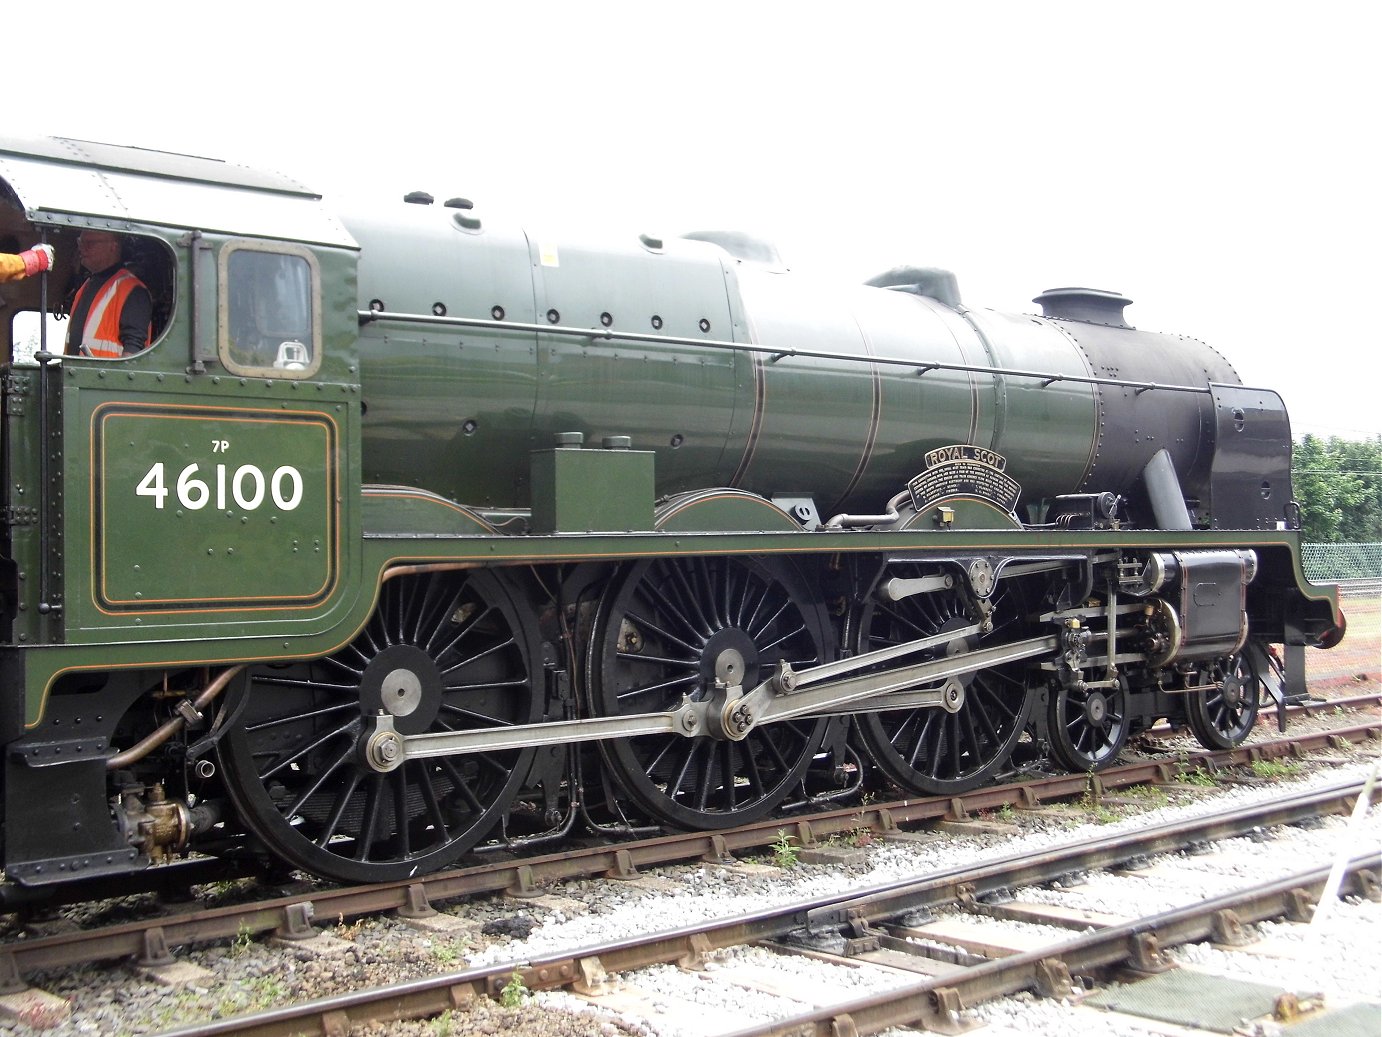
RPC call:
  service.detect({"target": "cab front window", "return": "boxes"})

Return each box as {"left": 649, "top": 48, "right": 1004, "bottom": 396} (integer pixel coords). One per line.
{"left": 219, "top": 241, "right": 321, "bottom": 377}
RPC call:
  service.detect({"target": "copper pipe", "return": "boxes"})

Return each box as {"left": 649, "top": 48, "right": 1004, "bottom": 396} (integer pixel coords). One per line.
{"left": 106, "top": 665, "right": 245, "bottom": 771}
{"left": 381, "top": 562, "right": 477, "bottom": 584}
{"left": 107, "top": 563, "right": 472, "bottom": 772}
{"left": 108, "top": 565, "right": 481, "bottom": 772}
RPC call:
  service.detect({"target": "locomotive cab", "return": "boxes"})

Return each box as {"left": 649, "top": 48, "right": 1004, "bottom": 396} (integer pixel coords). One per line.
{"left": 1, "top": 227, "right": 322, "bottom": 380}
{"left": 0, "top": 222, "right": 178, "bottom": 365}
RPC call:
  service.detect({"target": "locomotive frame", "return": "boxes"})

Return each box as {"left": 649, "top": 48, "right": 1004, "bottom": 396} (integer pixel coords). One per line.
{"left": 0, "top": 137, "right": 1343, "bottom": 889}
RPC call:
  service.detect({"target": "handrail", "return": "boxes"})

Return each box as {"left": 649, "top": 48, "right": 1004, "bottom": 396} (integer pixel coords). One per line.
{"left": 358, "top": 307, "right": 1222, "bottom": 396}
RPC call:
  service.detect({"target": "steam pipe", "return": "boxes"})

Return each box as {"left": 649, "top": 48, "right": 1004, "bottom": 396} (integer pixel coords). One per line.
{"left": 107, "top": 666, "right": 245, "bottom": 771}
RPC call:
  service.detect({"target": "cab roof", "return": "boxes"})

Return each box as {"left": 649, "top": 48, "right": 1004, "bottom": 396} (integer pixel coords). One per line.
{"left": 0, "top": 136, "right": 356, "bottom": 249}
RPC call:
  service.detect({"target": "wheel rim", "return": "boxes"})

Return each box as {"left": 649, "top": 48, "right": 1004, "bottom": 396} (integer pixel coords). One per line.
{"left": 1186, "top": 652, "right": 1261, "bottom": 750}
{"left": 587, "top": 556, "right": 830, "bottom": 828}
{"left": 1048, "top": 679, "right": 1129, "bottom": 771}
{"left": 852, "top": 575, "right": 1033, "bottom": 795}
{"left": 218, "top": 570, "right": 541, "bottom": 883}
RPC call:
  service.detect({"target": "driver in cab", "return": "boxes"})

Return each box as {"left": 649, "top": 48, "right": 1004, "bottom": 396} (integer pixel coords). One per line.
{"left": 66, "top": 230, "right": 151, "bottom": 358}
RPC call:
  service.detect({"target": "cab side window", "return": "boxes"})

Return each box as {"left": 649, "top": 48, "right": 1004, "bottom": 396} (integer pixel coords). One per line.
{"left": 219, "top": 242, "right": 321, "bottom": 377}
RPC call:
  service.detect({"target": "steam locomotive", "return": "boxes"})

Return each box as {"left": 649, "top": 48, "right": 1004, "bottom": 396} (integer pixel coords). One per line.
{"left": 0, "top": 136, "right": 1343, "bottom": 888}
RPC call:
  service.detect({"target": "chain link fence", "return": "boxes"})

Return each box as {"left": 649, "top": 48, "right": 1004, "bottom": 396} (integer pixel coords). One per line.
{"left": 1301, "top": 542, "right": 1379, "bottom": 692}
{"left": 1302, "top": 542, "right": 1382, "bottom": 593}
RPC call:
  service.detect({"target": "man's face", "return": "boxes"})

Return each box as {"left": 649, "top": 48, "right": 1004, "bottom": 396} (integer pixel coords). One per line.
{"left": 77, "top": 231, "right": 122, "bottom": 274}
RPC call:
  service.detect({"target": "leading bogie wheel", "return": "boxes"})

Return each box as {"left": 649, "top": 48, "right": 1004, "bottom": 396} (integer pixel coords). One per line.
{"left": 1184, "top": 651, "right": 1261, "bottom": 750}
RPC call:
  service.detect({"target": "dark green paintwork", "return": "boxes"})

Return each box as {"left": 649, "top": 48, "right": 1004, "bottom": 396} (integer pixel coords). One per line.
{"left": 529, "top": 444, "right": 655, "bottom": 534}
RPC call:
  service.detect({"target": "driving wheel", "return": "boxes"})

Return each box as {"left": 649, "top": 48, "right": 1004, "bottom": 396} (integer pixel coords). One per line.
{"left": 219, "top": 569, "right": 542, "bottom": 883}
{"left": 586, "top": 555, "right": 831, "bottom": 829}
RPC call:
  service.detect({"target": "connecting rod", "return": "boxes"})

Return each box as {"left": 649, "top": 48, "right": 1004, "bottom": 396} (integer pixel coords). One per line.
{"left": 360, "top": 627, "right": 1058, "bottom": 772}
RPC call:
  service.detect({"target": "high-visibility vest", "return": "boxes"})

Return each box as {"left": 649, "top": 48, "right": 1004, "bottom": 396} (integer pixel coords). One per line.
{"left": 71, "top": 269, "right": 150, "bottom": 358}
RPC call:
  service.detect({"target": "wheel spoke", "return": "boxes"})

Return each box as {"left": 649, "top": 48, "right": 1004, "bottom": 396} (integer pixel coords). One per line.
{"left": 664, "top": 561, "right": 715, "bottom": 640}
{"left": 959, "top": 708, "right": 985, "bottom": 764}
{"left": 443, "top": 676, "right": 532, "bottom": 695}
{"left": 905, "top": 711, "right": 940, "bottom": 769}
{"left": 353, "top": 780, "right": 384, "bottom": 860}
{"left": 391, "top": 770, "right": 412, "bottom": 859}
{"left": 438, "top": 633, "right": 514, "bottom": 678}
{"left": 438, "top": 757, "right": 486, "bottom": 814}
{"left": 755, "top": 620, "right": 809, "bottom": 657}
{"left": 317, "top": 771, "right": 363, "bottom": 848}
{"left": 637, "top": 736, "right": 676, "bottom": 780}
{"left": 747, "top": 597, "right": 793, "bottom": 644}
{"left": 614, "top": 671, "right": 700, "bottom": 704}
{"left": 754, "top": 729, "right": 793, "bottom": 776}
{"left": 737, "top": 580, "right": 771, "bottom": 636}
{"left": 260, "top": 718, "right": 357, "bottom": 782}
{"left": 416, "top": 764, "right": 450, "bottom": 839}
{"left": 591, "top": 558, "right": 828, "bottom": 828}
{"left": 612, "top": 650, "right": 699, "bottom": 670}
{"left": 739, "top": 742, "right": 766, "bottom": 800}
{"left": 220, "top": 570, "right": 539, "bottom": 883}
{"left": 438, "top": 700, "right": 523, "bottom": 726}
{"left": 251, "top": 672, "right": 358, "bottom": 695}
{"left": 245, "top": 700, "right": 356, "bottom": 733}
{"left": 622, "top": 611, "right": 704, "bottom": 659}
{"left": 413, "top": 581, "right": 461, "bottom": 650}
{"left": 286, "top": 744, "right": 355, "bottom": 818}
{"left": 667, "top": 740, "right": 703, "bottom": 801}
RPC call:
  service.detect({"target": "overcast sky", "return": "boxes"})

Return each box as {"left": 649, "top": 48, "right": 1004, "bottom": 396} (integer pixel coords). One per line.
{"left": 9, "top": 1, "right": 1378, "bottom": 439}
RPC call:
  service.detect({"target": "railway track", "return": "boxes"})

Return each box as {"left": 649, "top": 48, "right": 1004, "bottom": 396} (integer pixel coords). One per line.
{"left": 0, "top": 721, "right": 1375, "bottom": 983}
{"left": 8, "top": 694, "right": 1372, "bottom": 918}
{"left": 132, "top": 776, "right": 1381, "bottom": 1036}
{"left": 0, "top": 715, "right": 1376, "bottom": 1032}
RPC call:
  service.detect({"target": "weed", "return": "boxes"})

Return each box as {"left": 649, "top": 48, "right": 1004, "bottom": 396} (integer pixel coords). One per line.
{"left": 245, "top": 976, "right": 287, "bottom": 1009}
{"left": 335, "top": 913, "right": 366, "bottom": 940}
{"left": 500, "top": 970, "right": 529, "bottom": 1008}
{"left": 1090, "top": 804, "right": 1120, "bottom": 824}
{"left": 431, "top": 938, "right": 469, "bottom": 966}
{"left": 1250, "top": 759, "right": 1300, "bottom": 779}
{"left": 847, "top": 792, "right": 877, "bottom": 846}
{"left": 229, "top": 921, "right": 254, "bottom": 959}
{"left": 1079, "top": 771, "right": 1104, "bottom": 812}
{"left": 204, "top": 879, "right": 248, "bottom": 900}
{"left": 1079, "top": 777, "right": 1120, "bottom": 823}
{"left": 1123, "top": 783, "right": 1170, "bottom": 807}
{"left": 433, "top": 1010, "right": 454, "bottom": 1036}
{"left": 846, "top": 825, "right": 875, "bottom": 848}
{"left": 148, "top": 991, "right": 201, "bottom": 1030}
{"left": 1180, "top": 767, "right": 1219, "bottom": 788}
{"left": 771, "top": 829, "right": 799, "bottom": 868}
{"left": 996, "top": 803, "right": 1016, "bottom": 822}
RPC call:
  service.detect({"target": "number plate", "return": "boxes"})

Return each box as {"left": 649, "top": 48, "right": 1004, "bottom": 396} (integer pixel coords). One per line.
{"left": 91, "top": 403, "right": 340, "bottom": 613}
